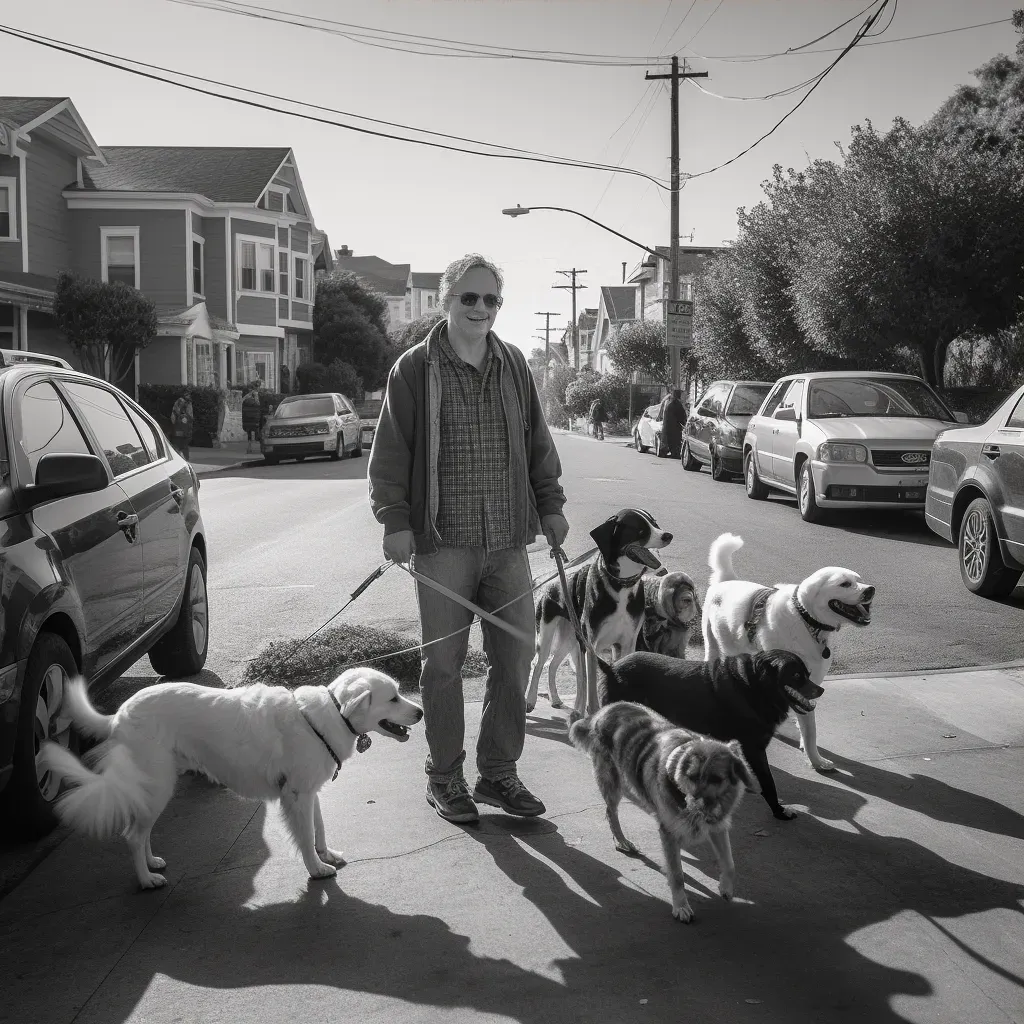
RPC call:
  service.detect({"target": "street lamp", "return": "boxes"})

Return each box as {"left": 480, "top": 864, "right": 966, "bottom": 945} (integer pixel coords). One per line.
{"left": 502, "top": 205, "right": 668, "bottom": 263}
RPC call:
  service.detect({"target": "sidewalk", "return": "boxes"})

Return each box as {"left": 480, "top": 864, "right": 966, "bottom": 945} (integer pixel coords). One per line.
{"left": 2, "top": 665, "right": 1023, "bottom": 1024}
{"left": 188, "top": 441, "right": 264, "bottom": 476}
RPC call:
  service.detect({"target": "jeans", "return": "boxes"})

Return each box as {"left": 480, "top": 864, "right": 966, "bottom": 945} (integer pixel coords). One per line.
{"left": 411, "top": 546, "right": 534, "bottom": 783}
{"left": 171, "top": 437, "right": 191, "bottom": 461}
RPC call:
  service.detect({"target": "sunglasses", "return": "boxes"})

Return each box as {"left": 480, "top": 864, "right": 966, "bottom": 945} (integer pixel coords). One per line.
{"left": 454, "top": 291, "right": 503, "bottom": 310}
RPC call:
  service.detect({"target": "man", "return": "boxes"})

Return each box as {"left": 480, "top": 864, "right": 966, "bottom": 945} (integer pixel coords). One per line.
{"left": 589, "top": 397, "right": 607, "bottom": 441}
{"left": 170, "top": 387, "right": 194, "bottom": 461}
{"left": 369, "top": 254, "right": 569, "bottom": 824}
{"left": 661, "top": 388, "right": 687, "bottom": 459}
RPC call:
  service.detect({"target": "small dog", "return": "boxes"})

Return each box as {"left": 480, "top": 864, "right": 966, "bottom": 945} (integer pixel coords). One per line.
{"left": 597, "top": 649, "right": 824, "bottom": 820}
{"left": 570, "top": 701, "right": 757, "bottom": 923}
{"left": 702, "top": 533, "right": 875, "bottom": 772}
{"left": 526, "top": 508, "right": 673, "bottom": 718}
{"left": 40, "top": 668, "right": 423, "bottom": 889}
{"left": 636, "top": 570, "right": 702, "bottom": 658}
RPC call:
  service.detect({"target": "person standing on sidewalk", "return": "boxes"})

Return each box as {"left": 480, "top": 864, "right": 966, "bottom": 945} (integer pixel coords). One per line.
{"left": 588, "top": 397, "right": 607, "bottom": 440}
{"left": 661, "top": 388, "right": 687, "bottom": 459}
{"left": 169, "top": 387, "right": 194, "bottom": 461}
{"left": 368, "top": 253, "right": 569, "bottom": 824}
{"left": 242, "top": 385, "right": 262, "bottom": 454}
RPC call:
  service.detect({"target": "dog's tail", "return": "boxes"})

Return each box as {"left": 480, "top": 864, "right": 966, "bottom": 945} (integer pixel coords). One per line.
{"left": 708, "top": 533, "right": 744, "bottom": 585}
{"left": 40, "top": 743, "right": 148, "bottom": 838}
{"left": 594, "top": 655, "right": 617, "bottom": 708}
{"left": 61, "top": 677, "right": 115, "bottom": 741}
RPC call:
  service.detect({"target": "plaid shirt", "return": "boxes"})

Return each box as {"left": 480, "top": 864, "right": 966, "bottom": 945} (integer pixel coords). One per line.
{"left": 435, "top": 329, "right": 512, "bottom": 550}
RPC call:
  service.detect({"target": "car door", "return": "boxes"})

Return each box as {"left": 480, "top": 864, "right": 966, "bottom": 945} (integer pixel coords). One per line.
{"left": 61, "top": 380, "right": 186, "bottom": 633}
{"left": 987, "top": 391, "right": 1024, "bottom": 566}
{"left": 768, "top": 379, "right": 805, "bottom": 486}
{"left": 13, "top": 377, "right": 144, "bottom": 678}
{"left": 336, "top": 394, "right": 361, "bottom": 451}
{"left": 748, "top": 381, "right": 786, "bottom": 480}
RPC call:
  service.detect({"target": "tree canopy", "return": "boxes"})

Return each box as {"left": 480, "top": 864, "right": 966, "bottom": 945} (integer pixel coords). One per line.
{"left": 313, "top": 271, "right": 392, "bottom": 389}
{"left": 604, "top": 319, "right": 669, "bottom": 384}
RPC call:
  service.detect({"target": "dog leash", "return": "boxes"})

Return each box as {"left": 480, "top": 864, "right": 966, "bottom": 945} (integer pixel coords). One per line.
{"left": 545, "top": 528, "right": 596, "bottom": 659}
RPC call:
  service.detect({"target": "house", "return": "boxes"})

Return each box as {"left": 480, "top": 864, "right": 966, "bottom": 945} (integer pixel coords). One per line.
{"left": 312, "top": 229, "right": 334, "bottom": 278}
{"left": 557, "top": 307, "right": 597, "bottom": 371}
{"left": 1, "top": 96, "right": 324, "bottom": 395}
{"left": 410, "top": 271, "right": 441, "bottom": 320}
{"left": 332, "top": 247, "right": 442, "bottom": 331}
{"left": 627, "top": 245, "right": 725, "bottom": 323}
{"left": 591, "top": 287, "right": 637, "bottom": 372}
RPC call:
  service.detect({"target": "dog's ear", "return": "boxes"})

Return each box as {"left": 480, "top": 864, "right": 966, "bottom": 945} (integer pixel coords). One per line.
{"left": 590, "top": 517, "right": 619, "bottom": 560}
{"left": 343, "top": 689, "right": 372, "bottom": 723}
{"left": 727, "top": 740, "right": 760, "bottom": 794}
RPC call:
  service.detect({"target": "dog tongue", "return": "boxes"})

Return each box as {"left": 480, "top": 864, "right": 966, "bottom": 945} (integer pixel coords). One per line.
{"left": 623, "top": 543, "right": 661, "bottom": 569}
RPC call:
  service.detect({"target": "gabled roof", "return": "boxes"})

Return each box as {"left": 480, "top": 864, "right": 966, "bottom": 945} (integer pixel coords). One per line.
{"left": 312, "top": 230, "right": 334, "bottom": 274}
{"left": 600, "top": 286, "right": 637, "bottom": 322}
{"left": 0, "top": 97, "right": 105, "bottom": 162}
{"left": 411, "top": 271, "right": 442, "bottom": 290}
{"left": 73, "top": 147, "right": 291, "bottom": 202}
{"left": 334, "top": 254, "right": 411, "bottom": 297}
{"left": 0, "top": 97, "right": 68, "bottom": 129}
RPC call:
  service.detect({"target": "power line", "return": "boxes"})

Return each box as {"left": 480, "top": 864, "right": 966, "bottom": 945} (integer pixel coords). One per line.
{"left": 676, "top": 0, "right": 726, "bottom": 51}
{"left": 662, "top": 0, "right": 699, "bottom": 53}
{"left": 0, "top": 23, "right": 678, "bottom": 190}
{"left": 166, "top": 0, "right": 670, "bottom": 66}
{"left": 649, "top": 0, "right": 678, "bottom": 54}
{"left": 592, "top": 82, "right": 664, "bottom": 216}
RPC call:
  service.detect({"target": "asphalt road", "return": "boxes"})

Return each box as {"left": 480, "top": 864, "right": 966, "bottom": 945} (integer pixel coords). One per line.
{"left": 141, "top": 430, "right": 1024, "bottom": 690}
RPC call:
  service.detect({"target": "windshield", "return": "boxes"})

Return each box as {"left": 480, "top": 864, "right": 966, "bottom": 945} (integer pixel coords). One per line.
{"left": 807, "top": 378, "right": 953, "bottom": 420}
{"left": 727, "top": 384, "right": 772, "bottom": 417}
{"left": 276, "top": 398, "right": 335, "bottom": 419}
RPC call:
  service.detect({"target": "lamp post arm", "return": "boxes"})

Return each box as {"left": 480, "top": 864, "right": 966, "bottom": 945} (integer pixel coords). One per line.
{"left": 516, "top": 207, "right": 667, "bottom": 262}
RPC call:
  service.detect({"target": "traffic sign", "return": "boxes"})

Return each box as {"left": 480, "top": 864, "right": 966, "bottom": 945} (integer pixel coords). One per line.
{"left": 666, "top": 299, "right": 694, "bottom": 350}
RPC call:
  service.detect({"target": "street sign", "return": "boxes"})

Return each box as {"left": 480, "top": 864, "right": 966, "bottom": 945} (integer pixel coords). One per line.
{"left": 666, "top": 299, "right": 694, "bottom": 350}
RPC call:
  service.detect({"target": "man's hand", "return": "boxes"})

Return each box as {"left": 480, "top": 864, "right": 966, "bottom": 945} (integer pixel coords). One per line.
{"left": 383, "top": 530, "right": 415, "bottom": 564}
{"left": 542, "top": 514, "right": 569, "bottom": 550}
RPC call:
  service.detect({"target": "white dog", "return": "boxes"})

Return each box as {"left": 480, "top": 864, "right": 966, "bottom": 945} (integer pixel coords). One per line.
{"left": 41, "top": 668, "right": 422, "bottom": 889}
{"left": 702, "top": 533, "right": 875, "bottom": 772}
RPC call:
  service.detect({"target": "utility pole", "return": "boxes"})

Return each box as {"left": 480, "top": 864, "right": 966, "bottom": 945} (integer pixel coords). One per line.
{"left": 535, "top": 311, "right": 561, "bottom": 390}
{"left": 553, "top": 269, "right": 587, "bottom": 371}
{"left": 646, "top": 56, "right": 707, "bottom": 389}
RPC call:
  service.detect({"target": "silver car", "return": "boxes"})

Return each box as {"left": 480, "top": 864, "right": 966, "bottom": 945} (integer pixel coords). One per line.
{"left": 261, "top": 392, "right": 363, "bottom": 465}
{"left": 742, "top": 371, "right": 967, "bottom": 523}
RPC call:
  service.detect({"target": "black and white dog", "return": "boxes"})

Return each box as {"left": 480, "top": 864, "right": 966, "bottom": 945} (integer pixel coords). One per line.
{"left": 526, "top": 508, "right": 673, "bottom": 719}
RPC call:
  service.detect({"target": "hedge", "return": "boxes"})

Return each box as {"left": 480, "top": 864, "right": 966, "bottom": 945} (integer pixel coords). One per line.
{"left": 138, "top": 385, "right": 222, "bottom": 447}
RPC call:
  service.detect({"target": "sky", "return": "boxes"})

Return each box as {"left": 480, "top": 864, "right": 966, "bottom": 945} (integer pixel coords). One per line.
{"left": 1, "top": 0, "right": 1019, "bottom": 356}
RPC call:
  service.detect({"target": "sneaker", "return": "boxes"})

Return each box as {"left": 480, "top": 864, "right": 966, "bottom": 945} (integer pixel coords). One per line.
{"left": 426, "top": 776, "right": 479, "bottom": 824}
{"left": 473, "top": 774, "right": 546, "bottom": 817}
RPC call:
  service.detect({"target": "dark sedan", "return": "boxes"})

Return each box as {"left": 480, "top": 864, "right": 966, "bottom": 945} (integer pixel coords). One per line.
{"left": 0, "top": 353, "right": 208, "bottom": 838}
{"left": 681, "top": 380, "right": 774, "bottom": 480}
{"left": 925, "top": 384, "right": 1024, "bottom": 598}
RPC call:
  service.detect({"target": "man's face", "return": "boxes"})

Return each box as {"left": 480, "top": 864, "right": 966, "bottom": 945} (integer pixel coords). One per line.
{"left": 447, "top": 266, "right": 501, "bottom": 342}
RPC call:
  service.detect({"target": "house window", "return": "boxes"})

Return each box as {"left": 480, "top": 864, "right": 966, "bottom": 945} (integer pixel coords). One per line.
{"left": 294, "top": 257, "right": 307, "bottom": 300}
{"left": 239, "top": 239, "right": 275, "bottom": 292}
{"left": 426, "top": 294, "right": 435, "bottom": 309}
{"left": 279, "top": 252, "right": 289, "bottom": 295}
{"left": 192, "top": 235, "right": 205, "bottom": 298}
{"left": 0, "top": 178, "right": 16, "bottom": 240}
{"left": 195, "top": 341, "right": 216, "bottom": 387}
{"left": 101, "top": 227, "right": 140, "bottom": 288}
{"left": 243, "top": 350, "right": 276, "bottom": 391}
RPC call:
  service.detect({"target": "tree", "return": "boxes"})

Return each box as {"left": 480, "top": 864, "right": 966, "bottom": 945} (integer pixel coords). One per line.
{"left": 313, "top": 271, "right": 392, "bottom": 389}
{"left": 390, "top": 310, "right": 444, "bottom": 352}
{"left": 542, "top": 361, "right": 576, "bottom": 427}
{"left": 604, "top": 320, "right": 669, "bottom": 383}
{"left": 52, "top": 271, "right": 158, "bottom": 384}
{"left": 296, "top": 359, "right": 364, "bottom": 399}
{"left": 597, "top": 372, "right": 630, "bottom": 419}
{"left": 563, "top": 369, "right": 602, "bottom": 419}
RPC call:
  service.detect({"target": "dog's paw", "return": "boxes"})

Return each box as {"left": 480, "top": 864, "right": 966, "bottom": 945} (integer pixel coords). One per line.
{"left": 549, "top": 697, "right": 564, "bottom": 709}
{"left": 317, "top": 848, "right": 347, "bottom": 867}
{"left": 147, "top": 855, "right": 167, "bottom": 870}
{"left": 672, "top": 902, "right": 695, "bottom": 924}
{"left": 810, "top": 757, "right": 836, "bottom": 773}
{"left": 139, "top": 872, "right": 167, "bottom": 890}
{"left": 774, "top": 806, "right": 798, "bottom": 820}
{"left": 308, "top": 861, "right": 338, "bottom": 880}
{"left": 525, "top": 701, "right": 536, "bottom": 714}
{"left": 614, "top": 838, "right": 639, "bottom": 856}
{"left": 718, "top": 877, "right": 735, "bottom": 901}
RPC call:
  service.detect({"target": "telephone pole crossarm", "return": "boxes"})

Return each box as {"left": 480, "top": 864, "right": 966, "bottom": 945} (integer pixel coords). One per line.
{"left": 553, "top": 269, "right": 587, "bottom": 371}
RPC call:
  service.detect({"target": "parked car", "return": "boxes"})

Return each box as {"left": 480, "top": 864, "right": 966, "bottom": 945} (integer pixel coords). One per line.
{"left": 261, "top": 392, "right": 363, "bottom": 465}
{"left": 634, "top": 403, "right": 667, "bottom": 456}
{"left": 0, "top": 352, "right": 208, "bottom": 838}
{"left": 682, "top": 380, "right": 774, "bottom": 480}
{"left": 924, "top": 383, "right": 1024, "bottom": 598}
{"left": 742, "top": 371, "right": 967, "bottom": 523}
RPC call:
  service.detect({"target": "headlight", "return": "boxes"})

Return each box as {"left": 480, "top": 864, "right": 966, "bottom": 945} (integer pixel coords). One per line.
{"left": 817, "top": 442, "right": 867, "bottom": 463}
{"left": 312, "top": 423, "right": 330, "bottom": 435}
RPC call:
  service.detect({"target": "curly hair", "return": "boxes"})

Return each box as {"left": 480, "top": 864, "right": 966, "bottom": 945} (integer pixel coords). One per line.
{"left": 437, "top": 253, "right": 504, "bottom": 312}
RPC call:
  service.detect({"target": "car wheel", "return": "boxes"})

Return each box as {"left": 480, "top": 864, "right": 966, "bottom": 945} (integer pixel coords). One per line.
{"left": 959, "top": 497, "right": 1022, "bottom": 598}
{"left": 0, "top": 632, "right": 79, "bottom": 839}
{"left": 264, "top": 455, "right": 279, "bottom": 466}
{"left": 710, "top": 446, "right": 729, "bottom": 481}
{"left": 681, "top": 441, "right": 701, "bottom": 472}
{"left": 296, "top": 455, "right": 306, "bottom": 463}
{"left": 655, "top": 435, "right": 668, "bottom": 458}
{"left": 148, "top": 547, "right": 209, "bottom": 677}
{"left": 635, "top": 432, "right": 650, "bottom": 454}
{"left": 350, "top": 437, "right": 363, "bottom": 458}
{"left": 329, "top": 432, "right": 345, "bottom": 461}
{"left": 744, "top": 452, "right": 768, "bottom": 499}
{"left": 798, "top": 462, "right": 825, "bottom": 523}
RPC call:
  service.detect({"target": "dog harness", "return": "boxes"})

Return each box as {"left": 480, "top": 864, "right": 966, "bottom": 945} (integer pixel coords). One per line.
{"left": 744, "top": 587, "right": 777, "bottom": 644}
{"left": 300, "top": 688, "right": 371, "bottom": 782}
{"left": 793, "top": 596, "right": 837, "bottom": 659}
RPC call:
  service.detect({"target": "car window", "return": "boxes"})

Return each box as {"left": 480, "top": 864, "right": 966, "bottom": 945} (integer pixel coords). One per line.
{"left": 277, "top": 397, "right": 336, "bottom": 418}
{"left": 126, "top": 404, "right": 164, "bottom": 462}
{"left": 62, "top": 381, "right": 151, "bottom": 477}
{"left": 17, "top": 380, "right": 92, "bottom": 479}
{"left": 1005, "top": 394, "right": 1024, "bottom": 428}
{"left": 806, "top": 378, "right": 952, "bottom": 419}
{"left": 727, "top": 385, "right": 772, "bottom": 417}
{"left": 776, "top": 380, "right": 804, "bottom": 416}
{"left": 760, "top": 382, "right": 788, "bottom": 418}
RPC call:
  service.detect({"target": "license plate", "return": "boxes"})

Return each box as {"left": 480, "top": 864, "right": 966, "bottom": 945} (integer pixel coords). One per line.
{"left": 902, "top": 489, "right": 925, "bottom": 501}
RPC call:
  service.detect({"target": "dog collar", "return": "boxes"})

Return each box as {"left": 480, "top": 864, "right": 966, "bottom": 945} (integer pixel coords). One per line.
{"left": 300, "top": 712, "right": 344, "bottom": 781}
{"left": 793, "top": 596, "right": 836, "bottom": 659}
{"left": 602, "top": 557, "right": 647, "bottom": 587}
{"left": 328, "top": 687, "right": 372, "bottom": 754}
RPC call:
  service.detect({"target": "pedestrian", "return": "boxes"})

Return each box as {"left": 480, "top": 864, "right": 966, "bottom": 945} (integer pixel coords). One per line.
{"left": 169, "top": 386, "right": 194, "bottom": 462}
{"left": 368, "top": 253, "right": 569, "bottom": 824}
{"left": 589, "top": 396, "right": 607, "bottom": 441}
{"left": 661, "top": 388, "right": 687, "bottom": 459}
{"left": 242, "top": 384, "right": 262, "bottom": 454}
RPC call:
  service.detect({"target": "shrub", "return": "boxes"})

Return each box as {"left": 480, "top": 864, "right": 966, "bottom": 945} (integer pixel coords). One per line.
{"left": 295, "top": 360, "right": 364, "bottom": 401}
{"left": 138, "top": 384, "right": 224, "bottom": 447}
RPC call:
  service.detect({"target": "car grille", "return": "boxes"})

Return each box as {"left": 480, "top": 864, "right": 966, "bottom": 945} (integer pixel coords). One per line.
{"left": 269, "top": 424, "right": 329, "bottom": 438}
{"left": 871, "top": 449, "right": 930, "bottom": 468}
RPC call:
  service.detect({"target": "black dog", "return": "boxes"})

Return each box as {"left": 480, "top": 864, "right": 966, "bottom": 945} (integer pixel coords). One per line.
{"left": 596, "top": 649, "right": 824, "bottom": 820}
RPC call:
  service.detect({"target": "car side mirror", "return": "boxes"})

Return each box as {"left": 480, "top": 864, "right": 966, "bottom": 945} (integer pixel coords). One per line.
{"left": 775, "top": 406, "right": 797, "bottom": 422}
{"left": 698, "top": 406, "right": 713, "bottom": 417}
{"left": 23, "top": 453, "right": 109, "bottom": 508}
{"left": 954, "top": 411, "right": 969, "bottom": 424}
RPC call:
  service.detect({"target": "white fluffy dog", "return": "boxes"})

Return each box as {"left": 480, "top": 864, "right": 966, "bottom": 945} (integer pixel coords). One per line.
{"left": 702, "top": 533, "right": 875, "bottom": 772}
{"left": 40, "top": 668, "right": 423, "bottom": 889}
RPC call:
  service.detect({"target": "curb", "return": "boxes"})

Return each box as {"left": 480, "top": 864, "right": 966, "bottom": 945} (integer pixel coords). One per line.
{"left": 828, "top": 658, "right": 1024, "bottom": 682}
{"left": 192, "top": 458, "right": 265, "bottom": 476}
